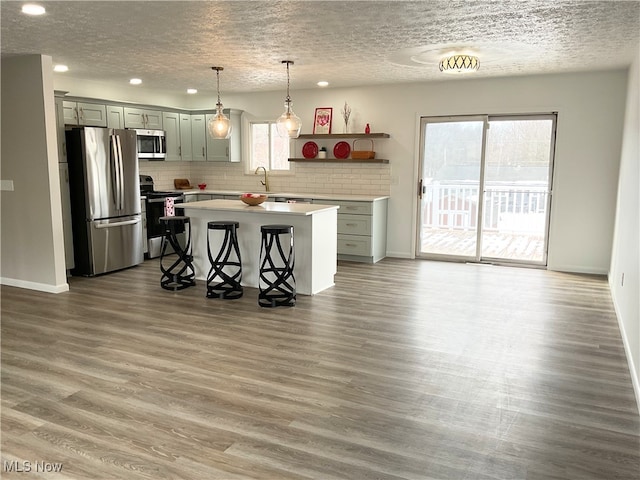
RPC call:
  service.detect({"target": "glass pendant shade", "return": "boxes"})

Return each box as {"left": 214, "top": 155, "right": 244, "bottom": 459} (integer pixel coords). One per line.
{"left": 207, "top": 105, "right": 231, "bottom": 139}
{"left": 208, "top": 66, "right": 231, "bottom": 139}
{"left": 276, "top": 103, "right": 302, "bottom": 138}
{"left": 276, "top": 60, "right": 301, "bottom": 138}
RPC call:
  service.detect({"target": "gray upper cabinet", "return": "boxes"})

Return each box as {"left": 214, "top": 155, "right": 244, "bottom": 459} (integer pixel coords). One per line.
{"left": 205, "top": 109, "right": 241, "bottom": 162}
{"left": 162, "top": 112, "right": 181, "bottom": 161}
{"left": 63, "top": 101, "right": 107, "bottom": 127}
{"left": 191, "top": 114, "right": 207, "bottom": 162}
{"left": 179, "top": 114, "right": 193, "bottom": 161}
{"left": 54, "top": 95, "right": 67, "bottom": 162}
{"left": 123, "top": 107, "right": 163, "bottom": 130}
{"left": 106, "top": 105, "right": 125, "bottom": 129}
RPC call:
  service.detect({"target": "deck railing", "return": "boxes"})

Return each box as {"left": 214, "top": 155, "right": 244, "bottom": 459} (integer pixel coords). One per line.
{"left": 423, "top": 181, "right": 549, "bottom": 233}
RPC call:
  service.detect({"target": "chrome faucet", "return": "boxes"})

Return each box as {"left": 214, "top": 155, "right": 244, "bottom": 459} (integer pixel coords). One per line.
{"left": 254, "top": 166, "right": 270, "bottom": 192}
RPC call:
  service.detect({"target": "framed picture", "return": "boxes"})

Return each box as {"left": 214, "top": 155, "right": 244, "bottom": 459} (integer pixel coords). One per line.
{"left": 313, "top": 107, "right": 332, "bottom": 134}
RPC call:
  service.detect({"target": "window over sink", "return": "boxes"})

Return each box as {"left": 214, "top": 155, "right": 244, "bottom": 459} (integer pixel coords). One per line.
{"left": 249, "top": 121, "right": 290, "bottom": 172}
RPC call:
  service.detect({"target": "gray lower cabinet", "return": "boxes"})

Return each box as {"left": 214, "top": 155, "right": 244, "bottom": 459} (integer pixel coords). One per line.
{"left": 184, "top": 193, "right": 222, "bottom": 202}
{"left": 317, "top": 198, "right": 388, "bottom": 263}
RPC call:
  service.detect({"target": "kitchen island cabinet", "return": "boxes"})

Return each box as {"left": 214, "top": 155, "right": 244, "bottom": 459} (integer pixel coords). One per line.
{"left": 179, "top": 190, "right": 389, "bottom": 263}
{"left": 181, "top": 200, "right": 338, "bottom": 295}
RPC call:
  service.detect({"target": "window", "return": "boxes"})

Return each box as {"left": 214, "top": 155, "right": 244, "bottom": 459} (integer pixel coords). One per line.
{"left": 249, "top": 121, "right": 290, "bottom": 171}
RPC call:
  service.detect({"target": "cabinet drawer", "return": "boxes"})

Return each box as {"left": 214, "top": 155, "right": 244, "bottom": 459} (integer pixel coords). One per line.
{"left": 338, "top": 234, "right": 372, "bottom": 256}
{"left": 338, "top": 214, "right": 372, "bottom": 236}
{"left": 320, "top": 200, "right": 372, "bottom": 215}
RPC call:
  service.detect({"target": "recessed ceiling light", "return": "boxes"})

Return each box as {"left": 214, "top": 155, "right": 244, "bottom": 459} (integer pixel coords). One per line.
{"left": 317, "top": 81, "right": 329, "bottom": 87}
{"left": 129, "top": 78, "right": 142, "bottom": 85}
{"left": 187, "top": 88, "right": 197, "bottom": 94}
{"left": 22, "top": 4, "right": 45, "bottom": 15}
{"left": 53, "top": 64, "right": 68, "bottom": 73}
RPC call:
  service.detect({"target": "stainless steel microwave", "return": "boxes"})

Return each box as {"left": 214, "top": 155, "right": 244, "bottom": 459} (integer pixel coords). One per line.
{"left": 134, "top": 129, "right": 166, "bottom": 160}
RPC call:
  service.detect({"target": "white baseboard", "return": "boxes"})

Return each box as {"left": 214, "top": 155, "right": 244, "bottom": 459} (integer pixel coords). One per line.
{"left": 609, "top": 277, "right": 640, "bottom": 416}
{"left": 386, "top": 251, "right": 414, "bottom": 259}
{"left": 0, "top": 277, "right": 69, "bottom": 294}
{"left": 547, "top": 264, "right": 608, "bottom": 275}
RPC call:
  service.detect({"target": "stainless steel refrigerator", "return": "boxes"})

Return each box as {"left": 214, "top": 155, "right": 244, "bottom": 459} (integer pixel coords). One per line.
{"left": 66, "top": 127, "right": 143, "bottom": 276}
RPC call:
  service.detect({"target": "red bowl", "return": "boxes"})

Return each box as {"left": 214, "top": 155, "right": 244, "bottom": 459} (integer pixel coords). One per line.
{"left": 198, "top": 183, "right": 207, "bottom": 190}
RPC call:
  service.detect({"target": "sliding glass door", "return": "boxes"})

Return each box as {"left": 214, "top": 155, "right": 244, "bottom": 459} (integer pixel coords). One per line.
{"left": 417, "top": 114, "right": 555, "bottom": 265}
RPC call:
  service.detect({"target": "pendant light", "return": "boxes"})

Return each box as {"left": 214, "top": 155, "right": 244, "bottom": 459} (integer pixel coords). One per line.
{"left": 207, "top": 67, "right": 232, "bottom": 139}
{"left": 276, "top": 60, "right": 302, "bottom": 138}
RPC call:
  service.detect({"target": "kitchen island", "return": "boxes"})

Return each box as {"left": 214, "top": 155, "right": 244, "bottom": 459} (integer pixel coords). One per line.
{"left": 180, "top": 199, "right": 339, "bottom": 295}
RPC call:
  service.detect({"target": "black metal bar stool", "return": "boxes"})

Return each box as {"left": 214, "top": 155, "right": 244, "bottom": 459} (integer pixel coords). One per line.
{"left": 258, "top": 224, "right": 296, "bottom": 307}
{"left": 206, "top": 221, "right": 243, "bottom": 299}
{"left": 159, "top": 216, "right": 195, "bottom": 291}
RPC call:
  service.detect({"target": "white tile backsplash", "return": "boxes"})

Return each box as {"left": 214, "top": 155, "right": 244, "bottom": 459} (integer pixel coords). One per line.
{"left": 139, "top": 161, "right": 391, "bottom": 195}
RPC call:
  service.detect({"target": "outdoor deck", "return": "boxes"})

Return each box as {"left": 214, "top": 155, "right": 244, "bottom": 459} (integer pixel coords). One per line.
{"left": 421, "top": 228, "right": 546, "bottom": 263}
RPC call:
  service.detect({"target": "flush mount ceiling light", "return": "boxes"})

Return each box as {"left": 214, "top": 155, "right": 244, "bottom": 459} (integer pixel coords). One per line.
{"left": 207, "top": 67, "right": 231, "bottom": 140}
{"left": 317, "top": 81, "right": 329, "bottom": 87}
{"left": 187, "top": 88, "right": 197, "bottom": 94}
{"left": 276, "top": 60, "right": 301, "bottom": 139}
{"left": 129, "top": 78, "right": 142, "bottom": 85}
{"left": 53, "top": 64, "right": 68, "bottom": 72}
{"left": 439, "top": 54, "right": 480, "bottom": 74}
{"left": 22, "top": 4, "right": 45, "bottom": 15}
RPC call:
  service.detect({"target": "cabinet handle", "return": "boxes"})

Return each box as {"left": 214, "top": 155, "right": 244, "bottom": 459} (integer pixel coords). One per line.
{"left": 345, "top": 243, "right": 358, "bottom": 247}
{"left": 74, "top": 107, "right": 79, "bottom": 122}
{"left": 345, "top": 223, "right": 358, "bottom": 227}
{"left": 143, "top": 114, "right": 148, "bottom": 126}
{"left": 345, "top": 206, "right": 358, "bottom": 210}
{"left": 226, "top": 147, "right": 229, "bottom": 157}
{"left": 178, "top": 146, "right": 181, "bottom": 156}
{"left": 202, "top": 147, "right": 205, "bottom": 157}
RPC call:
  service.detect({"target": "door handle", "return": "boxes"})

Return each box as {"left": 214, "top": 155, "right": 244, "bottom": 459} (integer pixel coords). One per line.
{"left": 94, "top": 218, "right": 140, "bottom": 229}
{"left": 418, "top": 179, "right": 423, "bottom": 199}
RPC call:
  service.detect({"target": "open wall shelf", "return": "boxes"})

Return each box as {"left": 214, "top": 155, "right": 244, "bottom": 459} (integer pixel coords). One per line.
{"left": 289, "top": 158, "right": 389, "bottom": 163}
{"left": 297, "top": 133, "right": 390, "bottom": 139}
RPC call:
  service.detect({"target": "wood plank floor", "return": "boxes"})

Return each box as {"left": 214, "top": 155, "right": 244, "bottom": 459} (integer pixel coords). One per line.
{"left": 2, "top": 258, "right": 639, "bottom": 479}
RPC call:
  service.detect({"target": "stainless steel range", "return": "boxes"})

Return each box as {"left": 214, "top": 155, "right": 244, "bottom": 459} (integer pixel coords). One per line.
{"left": 139, "top": 175, "right": 185, "bottom": 258}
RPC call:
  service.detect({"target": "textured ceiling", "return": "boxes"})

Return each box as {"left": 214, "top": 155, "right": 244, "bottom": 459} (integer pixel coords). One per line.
{"left": 1, "top": 1, "right": 639, "bottom": 95}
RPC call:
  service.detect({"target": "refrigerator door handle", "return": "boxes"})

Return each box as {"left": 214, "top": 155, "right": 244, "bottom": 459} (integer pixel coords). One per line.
{"left": 109, "top": 135, "right": 120, "bottom": 210}
{"left": 115, "top": 134, "right": 125, "bottom": 210}
{"left": 94, "top": 218, "right": 141, "bottom": 229}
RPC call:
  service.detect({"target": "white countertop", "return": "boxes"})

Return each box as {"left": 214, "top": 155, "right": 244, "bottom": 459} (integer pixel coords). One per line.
{"left": 178, "top": 189, "right": 389, "bottom": 202}
{"left": 180, "top": 199, "right": 339, "bottom": 216}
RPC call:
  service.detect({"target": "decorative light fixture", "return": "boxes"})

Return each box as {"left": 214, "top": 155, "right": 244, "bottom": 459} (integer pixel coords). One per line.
{"left": 439, "top": 55, "right": 480, "bottom": 74}
{"left": 207, "top": 67, "right": 231, "bottom": 139}
{"left": 276, "top": 60, "right": 301, "bottom": 138}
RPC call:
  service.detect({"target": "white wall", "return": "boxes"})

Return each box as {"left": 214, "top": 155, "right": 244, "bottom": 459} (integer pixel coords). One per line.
{"left": 1, "top": 55, "right": 68, "bottom": 293}
{"left": 609, "top": 48, "right": 640, "bottom": 411}
{"left": 56, "top": 70, "right": 628, "bottom": 274}
{"left": 221, "top": 71, "right": 629, "bottom": 274}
